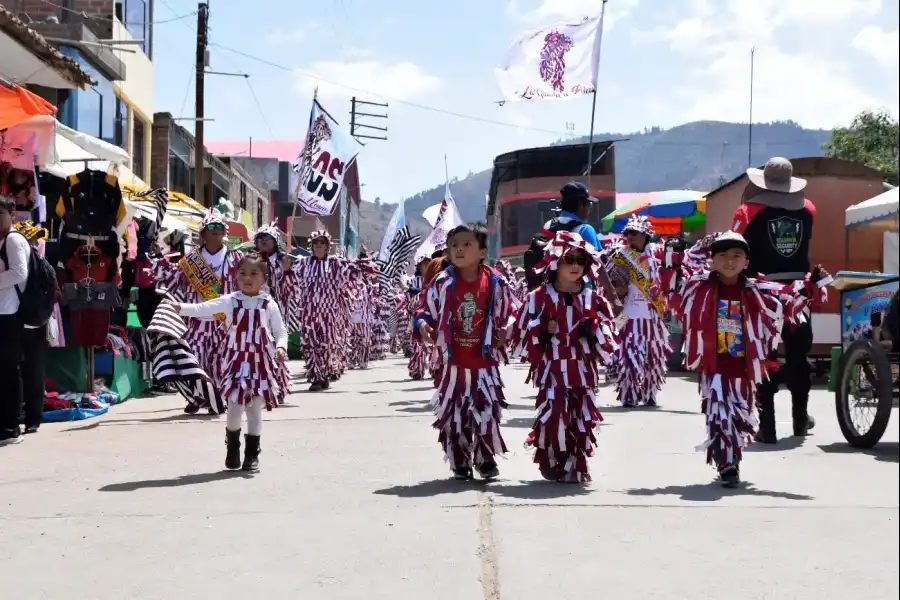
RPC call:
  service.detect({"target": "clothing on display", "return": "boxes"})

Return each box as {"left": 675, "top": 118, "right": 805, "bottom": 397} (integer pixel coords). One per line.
{"left": 0, "top": 129, "right": 38, "bottom": 213}
{"left": 53, "top": 169, "right": 126, "bottom": 260}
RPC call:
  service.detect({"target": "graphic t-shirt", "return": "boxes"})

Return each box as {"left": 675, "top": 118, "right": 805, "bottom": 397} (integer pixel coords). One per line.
{"left": 716, "top": 282, "right": 746, "bottom": 378}
{"left": 451, "top": 271, "right": 494, "bottom": 369}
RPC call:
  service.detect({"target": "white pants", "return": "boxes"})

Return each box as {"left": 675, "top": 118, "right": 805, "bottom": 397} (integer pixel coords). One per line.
{"left": 226, "top": 396, "right": 264, "bottom": 436}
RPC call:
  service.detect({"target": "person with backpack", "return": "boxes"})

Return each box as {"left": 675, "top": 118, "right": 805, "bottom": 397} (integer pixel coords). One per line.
{"left": 0, "top": 196, "right": 43, "bottom": 444}
{"left": 523, "top": 182, "right": 602, "bottom": 291}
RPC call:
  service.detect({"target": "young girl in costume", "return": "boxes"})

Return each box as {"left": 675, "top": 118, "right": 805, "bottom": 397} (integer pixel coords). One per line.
{"left": 153, "top": 210, "right": 243, "bottom": 414}
{"left": 406, "top": 257, "right": 432, "bottom": 378}
{"left": 511, "top": 231, "right": 619, "bottom": 483}
{"left": 347, "top": 252, "right": 380, "bottom": 369}
{"left": 413, "top": 224, "right": 517, "bottom": 480}
{"left": 603, "top": 214, "right": 676, "bottom": 408}
{"left": 175, "top": 254, "right": 289, "bottom": 472}
{"left": 670, "top": 231, "right": 831, "bottom": 487}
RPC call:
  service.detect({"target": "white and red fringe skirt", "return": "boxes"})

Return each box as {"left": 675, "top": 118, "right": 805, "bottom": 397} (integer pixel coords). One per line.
{"left": 348, "top": 322, "right": 372, "bottom": 369}
{"left": 408, "top": 339, "right": 431, "bottom": 378}
{"left": 696, "top": 373, "right": 758, "bottom": 469}
{"left": 430, "top": 364, "right": 508, "bottom": 469}
{"left": 525, "top": 385, "right": 602, "bottom": 482}
{"left": 608, "top": 315, "right": 669, "bottom": 406}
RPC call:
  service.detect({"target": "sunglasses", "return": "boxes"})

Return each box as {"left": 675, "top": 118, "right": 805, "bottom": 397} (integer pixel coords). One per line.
{"left": 204, "top": 223, "right": 226, "bottom": 232}
{"left": 561, "top": 254, "right": 588, "bottom": 266}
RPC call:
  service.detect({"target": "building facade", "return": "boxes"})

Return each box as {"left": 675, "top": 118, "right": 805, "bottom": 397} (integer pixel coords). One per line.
{"left": 13, "top": 0, "right": 155, "bottom": 183}
{"left": 486, "top": 141, "right": 617, "bottom": 265}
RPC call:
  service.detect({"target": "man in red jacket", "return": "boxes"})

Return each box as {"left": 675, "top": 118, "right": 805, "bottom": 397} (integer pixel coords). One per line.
{"left": 732, "top": 157, "right": 817, "bottom": 444}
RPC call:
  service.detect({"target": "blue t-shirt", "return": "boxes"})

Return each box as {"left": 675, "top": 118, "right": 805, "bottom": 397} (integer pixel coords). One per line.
{"left": 558, "top": 210, "right": 601, "bottom": 251}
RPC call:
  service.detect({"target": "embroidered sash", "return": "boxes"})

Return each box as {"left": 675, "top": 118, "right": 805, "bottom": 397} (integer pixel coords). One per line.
{"left": 609, "top": 247, "right": 666, "bottom": 317}
{"left": 178, "top": 251, "right": 226, "bottom": 321}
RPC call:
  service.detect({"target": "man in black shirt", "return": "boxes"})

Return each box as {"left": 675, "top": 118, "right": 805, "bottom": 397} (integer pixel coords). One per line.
{"left": 732, "top": 157, "right": 817, "bottom": 443}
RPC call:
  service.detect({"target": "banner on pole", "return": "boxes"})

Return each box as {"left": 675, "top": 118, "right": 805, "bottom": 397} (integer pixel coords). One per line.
{"left": 495, "top": 15, "right": 604, "bottom": 101}
{"left": 293, "top": 100, "right": 362, "bottom": 216}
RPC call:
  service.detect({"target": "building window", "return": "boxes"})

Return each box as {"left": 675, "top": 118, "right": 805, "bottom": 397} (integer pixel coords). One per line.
{"left": 257, "top": 198, "right": 264, "bottom": 228}
{"left": 239, "top": 182, "right": 247, "bottom": 209}
{"left": 114, "top": 96, "right": 127, "bottom": 149}
{"left": 78, "top": 87, "right": 102, "bottom": 139}
{"left": 168, "top": 152, "right": 190, "bottom": 194}
{"left": 115, "top": 1, "right": 149, "bottom": 55}
{"left": 132, "top": 118, "right": 146, "bottom": 180}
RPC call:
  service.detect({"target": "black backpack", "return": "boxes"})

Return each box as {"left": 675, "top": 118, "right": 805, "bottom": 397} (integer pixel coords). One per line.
{"left": 0, "top": 231, "right": 58, "bottom": 327}
{"left": 522, "top": 218, "right": 581, "bottom": 291}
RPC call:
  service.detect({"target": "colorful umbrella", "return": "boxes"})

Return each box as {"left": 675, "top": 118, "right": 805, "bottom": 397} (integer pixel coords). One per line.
{"left": 601, "top": 190, "right": 707, "bottom": 235}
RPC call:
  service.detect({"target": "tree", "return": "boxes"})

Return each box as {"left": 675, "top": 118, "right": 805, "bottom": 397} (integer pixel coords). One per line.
{"left": 823, "top": 109, "right": 899, "bottom": 185}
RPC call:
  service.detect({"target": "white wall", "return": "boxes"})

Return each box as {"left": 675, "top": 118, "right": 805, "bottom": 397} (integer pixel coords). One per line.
{"left": 110, "top": 18, "right": 154, "bottom": 183}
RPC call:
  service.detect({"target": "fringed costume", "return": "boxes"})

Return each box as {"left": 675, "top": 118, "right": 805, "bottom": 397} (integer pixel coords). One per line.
{"left": 406, "top": 261, "right": 436, "bottom": 380}
{"left": 369, "top": 282, "right": 392, "bottom": 360}
{"left": 602, "top": 215, "right": 674, "bottom": 407}
{"left": 348, "top": 255, "right": 380, "bottom": 369}
{"left": 413, "top": 264, "right": 517, "bottom": 479}
{"left": 670, "top": 232, "right": 831, "bottom": 485}
{"left": 291, "top": 230, "right": 359, "bottom": 391}
{"left": 510, "top": 232, "right": 618, "bottom": 483}
{"left": 152, "top": 210, "right": 242, "bottom": 413}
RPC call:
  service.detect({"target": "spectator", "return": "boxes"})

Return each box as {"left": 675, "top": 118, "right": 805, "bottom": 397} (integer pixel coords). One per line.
{"left": 555, "top": 182, "right": 602, "bottom": 251}
{"left": 0, "top": 195, "right": 29, "bottom": 446}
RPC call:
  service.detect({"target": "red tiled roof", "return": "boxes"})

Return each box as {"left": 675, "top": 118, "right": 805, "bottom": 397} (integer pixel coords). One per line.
{"left": 206, "top": 140, "right": 303, "bottom": 163}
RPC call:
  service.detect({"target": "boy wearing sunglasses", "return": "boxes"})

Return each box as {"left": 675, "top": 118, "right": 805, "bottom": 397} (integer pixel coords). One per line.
{"left": 510, "top": 231, "right": 618, "bottom": 483}
{"left": 152, "top": 210, "right": 243, "bottom": 414}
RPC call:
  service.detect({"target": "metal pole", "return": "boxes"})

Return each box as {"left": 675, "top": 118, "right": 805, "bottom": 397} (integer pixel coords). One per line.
{"left": 194, "top": 3, "right": 209, "bottom": 206}
{"left": 748, "top": 47, "right": 754, "bottom": 168}
{"left": 586, "top": 0, "right": 608, "bottom": 190}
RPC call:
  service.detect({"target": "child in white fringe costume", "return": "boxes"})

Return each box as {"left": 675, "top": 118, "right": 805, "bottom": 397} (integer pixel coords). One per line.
{"left": 175, "top": 254, "right": 289, "bottom": 472}
{"left": 669, "top": 231, "right": 831, "bottom": 487}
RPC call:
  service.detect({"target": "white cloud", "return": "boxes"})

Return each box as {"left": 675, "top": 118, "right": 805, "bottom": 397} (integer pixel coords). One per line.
{"left": 295, "top": 60, "right": 442, "bottom": 103}
{"left": 631, "top": 0, "right": 896, "bottom": 129}
{"left": 266, "top": 26, "right": 311, "bottom": 46}
{"left": 508, "top": 0, "right": 639, "bottom": 29}
{"left": 852, "top": 26, "right": 900, "bottom": 67}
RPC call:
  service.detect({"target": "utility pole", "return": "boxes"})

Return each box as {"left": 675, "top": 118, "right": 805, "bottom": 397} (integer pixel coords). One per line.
{"left": 194, "top": 3, "right": 210, "bottom": 206}
{"left": 350, "top": 97, "right": 388, "bottom": 141}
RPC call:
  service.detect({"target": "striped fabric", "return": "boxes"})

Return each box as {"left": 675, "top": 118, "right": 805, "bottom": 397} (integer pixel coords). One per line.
{"left": 130, "top": 187, "right": 170, "bottom": 235}
{"left": 376, "top": 225, "right": 421, "bottom": 285}
{"left": 148, "top": 300, "right": 225, "bottom": 413}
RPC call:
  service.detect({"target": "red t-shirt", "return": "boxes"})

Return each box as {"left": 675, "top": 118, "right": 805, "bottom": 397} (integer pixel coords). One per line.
{"left": 715, "top": 282, "right": 746, "bottom": 378}
{"left": 451, "top": 270, "right": 495, "bottom": 369}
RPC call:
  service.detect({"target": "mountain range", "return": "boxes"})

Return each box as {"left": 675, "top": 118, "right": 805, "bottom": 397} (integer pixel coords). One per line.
{"left": 358, "top": 120, "right": 831, "bottom": 251}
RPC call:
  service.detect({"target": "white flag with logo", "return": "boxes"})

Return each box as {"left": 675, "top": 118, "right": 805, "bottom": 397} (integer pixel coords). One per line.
{"left": 414, "top": 182, "right": 464, "bottom": 263}
{"left": 294, "top": 100, "right": 362, "bottom": 216}
{"left": 495, "top": 15, "right": 604, "bottom": 101}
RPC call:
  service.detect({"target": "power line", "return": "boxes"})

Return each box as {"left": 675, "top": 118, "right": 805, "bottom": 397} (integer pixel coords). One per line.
{"left": 35, "top": 0, "right": 196, "bottom": 25}
{"left": 244, "top": 76, "right": 275, "bottom": 139}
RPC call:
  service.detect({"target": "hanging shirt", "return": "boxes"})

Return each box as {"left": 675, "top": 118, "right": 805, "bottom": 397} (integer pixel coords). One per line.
{"left": 451, "top": 270, "right": 494, "bottom": 369}
{"left": 715, "top": 281, "right": 746, "bottom": 378}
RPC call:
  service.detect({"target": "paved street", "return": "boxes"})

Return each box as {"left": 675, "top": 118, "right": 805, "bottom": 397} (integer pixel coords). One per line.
{"left": 1, "top": 357, "right": 898, "bottom": 599}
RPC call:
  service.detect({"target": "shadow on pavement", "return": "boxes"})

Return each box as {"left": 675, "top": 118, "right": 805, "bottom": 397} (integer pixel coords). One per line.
{"left": 817, "top": 441, "right": 899, "bottom": 463}
{"left": 373, "top": 478, "right": 482, "bottom": 498}
{"left": 745, "top": 437, "right": 807, "bottom": 452}
{"left": 375, "top": 379, "right": 418, "bottom": 385}
{"left": 396, "top": 405, "right": 433, "bottom": 414}
{"left": 400, "top": 386, "right": 435, "bottom": 393}
{"left": 99, "top": 470, "right": 253, "bottom": 492}
{"left": 622, "top": 483, "right": 814, "bottom": 502}
{"left": 485, "top": 480, "right": 593, "bottom": 500}
{"left": 600, "top": 405, "right": 698, "bottom": 417}
{"left": 62, "top": 413, "right": 219, "bottom": 432}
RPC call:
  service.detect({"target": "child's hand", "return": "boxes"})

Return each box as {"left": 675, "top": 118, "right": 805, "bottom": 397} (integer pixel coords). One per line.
{"left": 546, "top": 319, "right": 558, "bottom": 334}
{"left": 495, "top": 327, "right": 508, "bottom": 348}
{"left": 419, "top": 322, "right": 435, "bottom": 344}
{"left": 276, "top": 348, "right": 287, "bottom": 363}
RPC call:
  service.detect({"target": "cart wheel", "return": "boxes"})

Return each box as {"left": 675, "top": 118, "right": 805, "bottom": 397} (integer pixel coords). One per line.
{"left": 834, "top": 339, "right": 894, "bottom": 449}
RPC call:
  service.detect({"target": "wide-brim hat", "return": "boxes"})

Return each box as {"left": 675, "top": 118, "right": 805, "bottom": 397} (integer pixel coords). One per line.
{"left": 746, "top": 157, "right": 807, "bottom": 194}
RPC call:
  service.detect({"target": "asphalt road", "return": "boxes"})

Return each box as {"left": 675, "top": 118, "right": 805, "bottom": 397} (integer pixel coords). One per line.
{"left": 1, "top": 358, "right": 898, "bottom": 599}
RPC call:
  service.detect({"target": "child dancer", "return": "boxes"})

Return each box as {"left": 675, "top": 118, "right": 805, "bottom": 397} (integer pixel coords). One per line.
{"left": 511, "top": 231, "right": 618, "bottom": 483}
{"left": 348, "top": 252, "right": 379, "bottom": 369}
{"left": 603, "top": 215, "right": 672, "bottom": 407}
{"left": 175, "top": 254, "right": 289, "bottom": 472}
{"left": 671, "top": 231, "right": 830, "bottom": 487}
{"left": 414, "top": 223, "right": 517, "bottom": 480}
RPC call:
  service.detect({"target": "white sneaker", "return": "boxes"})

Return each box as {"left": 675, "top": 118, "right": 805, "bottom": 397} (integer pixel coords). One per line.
{"left": 0, "top": 435, "right": 24, "bottom": 446}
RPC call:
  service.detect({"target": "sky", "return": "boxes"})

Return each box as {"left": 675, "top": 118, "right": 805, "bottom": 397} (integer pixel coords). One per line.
{"left": 151, "top": 0, "right": 900, "bottom": 204}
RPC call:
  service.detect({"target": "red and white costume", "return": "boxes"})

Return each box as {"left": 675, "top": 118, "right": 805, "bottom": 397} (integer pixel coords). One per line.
{"left": 348, "top": 255, "right": 380, "bottom": 369}
{"left": 510, "top": 232, "right": 618, "bottom": 482}
{"left": 413, "top": 264, "right": 517, "bottom": 471}
{"left": 153, "top": 210, "right": 243, "bottom": 412}
{"left": 670, "top": 232, "right": 830, "bottom": 471}
{"left": 602, "top": 215, "right": 676, "bottom": 407}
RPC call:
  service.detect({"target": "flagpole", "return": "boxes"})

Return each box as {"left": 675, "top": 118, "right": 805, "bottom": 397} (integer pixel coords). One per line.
{"left": 586, "top": 0, "right": 608, "bottom": 190}
{"left": 444, "top": 153, "right": 450, "bottom": 185}
{"left": 287, "top": 87, "right": 318, "bottom": 253}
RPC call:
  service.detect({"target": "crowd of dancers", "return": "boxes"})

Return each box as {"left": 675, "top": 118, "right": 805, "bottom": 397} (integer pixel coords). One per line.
{"left": 147, "top": 209, "right": 830, "bottom": 487}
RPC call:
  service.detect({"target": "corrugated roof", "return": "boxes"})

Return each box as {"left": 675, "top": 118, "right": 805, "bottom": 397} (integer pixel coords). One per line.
{"left": 0, "top": 5, "right": 96, "bottom": 88}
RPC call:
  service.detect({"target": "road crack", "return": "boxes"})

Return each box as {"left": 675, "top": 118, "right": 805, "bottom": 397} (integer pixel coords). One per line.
{"left": 476, "top": 491, "right": 501, "bottom": 600}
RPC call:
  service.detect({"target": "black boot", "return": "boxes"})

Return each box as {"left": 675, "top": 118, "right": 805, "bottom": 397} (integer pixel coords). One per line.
{"left": 242, "top": 435, "right": 261, "bottom": 472}
{"left": 476, "top": 460, "right": 500, "bottom": 479}
{"left": 792, "top": 393, "right": 812, "bottom": 437}
{"left": 225, "top": 429, "right": 241, "bottom": 470}
{"left": 755, "top": 390, "right": 778, "bottom": 444}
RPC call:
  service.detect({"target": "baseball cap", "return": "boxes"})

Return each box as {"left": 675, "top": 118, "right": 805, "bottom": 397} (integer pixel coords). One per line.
{"left": 560, "top": 181, "right": 598, "bottom": 203}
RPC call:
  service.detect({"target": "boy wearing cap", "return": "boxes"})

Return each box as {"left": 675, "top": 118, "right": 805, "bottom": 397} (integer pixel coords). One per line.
{"left": 671, "top": 231, "right": 831, "bottom": 487}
